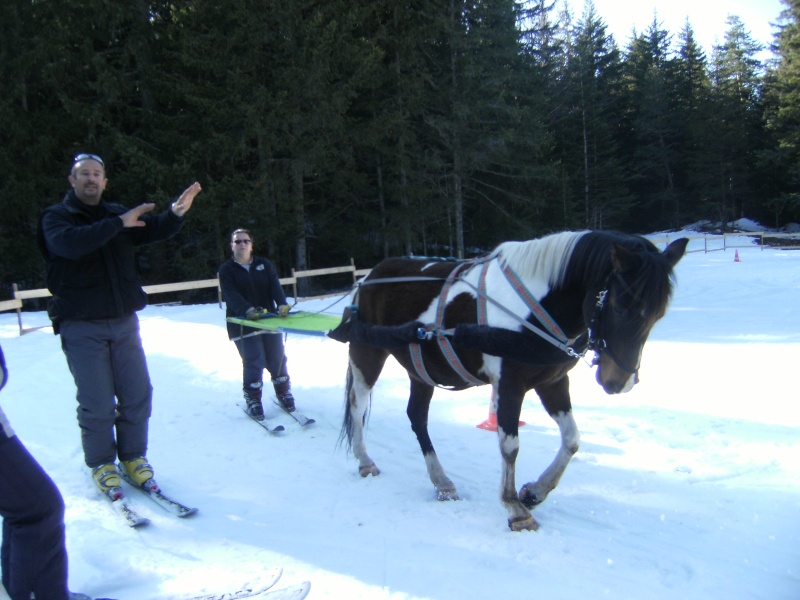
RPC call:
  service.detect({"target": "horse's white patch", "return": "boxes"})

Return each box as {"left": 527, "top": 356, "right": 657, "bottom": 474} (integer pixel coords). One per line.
{"left": 620, "top": 373, "right": 637, "bottom": 393}
{"left": 349, "top": 363, "right": 374, "bottom": 401}
{"left": 553, "top": 411, "right": 580, "bottom": 454}
{"left": 499, "top": 431, "right": 520, "bottom": 455}
{"left": 479, "top": 355, "right": 502, "bottom": 380}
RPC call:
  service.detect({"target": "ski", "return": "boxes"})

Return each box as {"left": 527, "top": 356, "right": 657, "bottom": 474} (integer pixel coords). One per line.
{"left": 238, "top": 403, "right": 286, "bottom": 433}
{"left": 91, "top": 469, "right": 149, "bottom": 528}
{"left": 118, "top": 466, "right": 199, "bottom": 518}
{"left": 184, "top": 567, "right": 282, "bottom": 599}
{"left": 258, "top": 582, "right": 311, "bottom": 600}
{"left": 109, "top": 496, "right": 150, "bottom": 528}
{"left": 272, "top": 399, "right": 315, "bottom": 426}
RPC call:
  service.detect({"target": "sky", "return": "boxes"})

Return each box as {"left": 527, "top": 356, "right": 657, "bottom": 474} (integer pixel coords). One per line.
{"left": 587, "top": 0, "right": 785, "bottom": 60}
{"left": 0, "top": 220, "right": 798, "bottom": 599}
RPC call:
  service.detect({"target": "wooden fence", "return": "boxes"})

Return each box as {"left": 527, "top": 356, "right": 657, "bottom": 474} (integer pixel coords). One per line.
{"left": 1, "top": 259, "right": 372, "bottom": 335}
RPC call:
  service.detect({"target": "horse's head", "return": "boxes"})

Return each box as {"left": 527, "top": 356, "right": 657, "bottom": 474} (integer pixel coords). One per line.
{"left": 589, "top": 237, "right": 688, "bottom": 394}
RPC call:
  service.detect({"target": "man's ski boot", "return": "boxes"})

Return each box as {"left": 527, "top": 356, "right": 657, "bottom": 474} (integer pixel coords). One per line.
{"left": 92, "top": 463, "right": 123, "bottom": 500}
{"left": 121, "top": 457, "right": 159, "bottom": 492}
{"left": 273, "top": 376, "right": 296, "bottom": 412}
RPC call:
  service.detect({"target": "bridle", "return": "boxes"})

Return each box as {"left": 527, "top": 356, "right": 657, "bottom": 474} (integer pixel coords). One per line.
{"left": 586, "top": 274, "right": 641, "bottom": 375}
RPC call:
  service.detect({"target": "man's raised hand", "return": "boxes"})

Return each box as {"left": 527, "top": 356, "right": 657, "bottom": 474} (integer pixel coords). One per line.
{"left": 120, "top": 203, "right": 156, "bottom": 228}
{"left": 171, "top": 181, "right": 202, "bottom": 217}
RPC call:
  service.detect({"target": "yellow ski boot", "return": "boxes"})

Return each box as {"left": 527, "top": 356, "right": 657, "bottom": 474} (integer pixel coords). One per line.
{"left": 92, "top": 463, "right": 122, "bottom": 500}
{"left": 121, "top": 457, "right": 159, "bottom": 491}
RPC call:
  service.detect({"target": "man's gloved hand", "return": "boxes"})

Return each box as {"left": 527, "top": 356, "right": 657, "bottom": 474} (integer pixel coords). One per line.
{"left": 278, "top": 304, "right": 290, "bottom": 318}
{"left": 245, "top": 307, "right": 269, "bottom": 321}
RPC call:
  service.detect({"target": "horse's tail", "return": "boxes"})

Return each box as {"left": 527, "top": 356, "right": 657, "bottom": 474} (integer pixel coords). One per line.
{"left": 337, "top": 362, "right": 372, "bottom": 454}
{"left": 338, "top": 363, "right": 356, "bottom": 452}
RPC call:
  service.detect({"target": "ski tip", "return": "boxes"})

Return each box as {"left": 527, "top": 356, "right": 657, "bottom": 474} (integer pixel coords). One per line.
{"left": 177, "top": 507, "right": 200, "bottom": 518}
{"left": 263, "top": 581, "right": 311, "bottom": 600}
{"left": 131, "top": 518, "right": 151, "bottom": 527}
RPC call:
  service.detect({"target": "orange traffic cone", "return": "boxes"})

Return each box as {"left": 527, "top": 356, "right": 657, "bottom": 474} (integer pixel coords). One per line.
{"left": 476, "top": 411, "right": 498, "bottom": 431}
{"left": 476, "top": 390, "right": 526, "bottom": 431}
{"left": 734, "top": 249, "right": 741, "bottom": 262}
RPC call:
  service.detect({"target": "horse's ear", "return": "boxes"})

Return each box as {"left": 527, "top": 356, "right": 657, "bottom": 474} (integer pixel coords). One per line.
{"left": 610, "top": 242, "right": 634, "bottom": 273}
{"left": 663, "top": 238, "right": 689, "bottom": 268}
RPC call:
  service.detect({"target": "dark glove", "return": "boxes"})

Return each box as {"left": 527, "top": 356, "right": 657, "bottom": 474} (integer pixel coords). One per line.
{"left": 245, "top": 307, "right": 269, "bottom": 320}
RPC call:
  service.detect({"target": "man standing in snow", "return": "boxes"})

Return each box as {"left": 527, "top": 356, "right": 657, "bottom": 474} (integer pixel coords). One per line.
{"left": 37, "top": 153, "right": 201, "bottom": 499}
{"left": 218, "top": 228, "right": 298, "bottom": 420}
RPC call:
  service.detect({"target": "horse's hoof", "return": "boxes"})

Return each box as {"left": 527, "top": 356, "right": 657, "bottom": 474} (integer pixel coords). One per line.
{"left": 519, "top": 486, "right": 543, "bottom": 508}
{"left": 359, "top": 464, "right": 380, "bottom": 477}
{"left": 508, "top": 516, "right": 540, "bottom": 532}
{"left": 437, "top": 489, "right": 459, "bottom": 501}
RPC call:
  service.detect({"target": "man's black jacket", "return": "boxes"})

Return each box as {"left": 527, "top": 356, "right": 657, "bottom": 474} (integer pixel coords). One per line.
{"left": 38, "top": 189, "right": 184, "bottom": 333}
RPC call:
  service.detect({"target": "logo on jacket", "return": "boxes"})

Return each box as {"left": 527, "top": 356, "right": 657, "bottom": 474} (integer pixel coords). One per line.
{"left": 256, "top": 264, "right": 265, "bottom": 271}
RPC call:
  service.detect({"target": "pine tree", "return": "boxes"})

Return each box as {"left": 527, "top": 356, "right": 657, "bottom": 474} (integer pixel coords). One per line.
{"left": 672, "top": 20, "right": 715, "bottom": 225}
{"left": 708, "top": 15, "right": 766, "bottom": 224}
{"left": 560, "top": 2, "right": 632, "bottom": 229}
{"left": 619, "top": 14, "right": 682, "bottom": 230}
{"left": 761, "top": 0, "right": 800, "bottom": 227}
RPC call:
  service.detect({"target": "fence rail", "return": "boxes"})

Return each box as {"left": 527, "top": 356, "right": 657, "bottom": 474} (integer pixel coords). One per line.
{"left": 2, "top": 259, "right": 371, "bottom": 335}
{"left": 648, "top": 231, "right": 800, "bottom": 253}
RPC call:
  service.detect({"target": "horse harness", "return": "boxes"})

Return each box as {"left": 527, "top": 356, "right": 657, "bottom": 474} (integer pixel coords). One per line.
{"left": 358, "top": 254, "right": 620, "bottom": 389}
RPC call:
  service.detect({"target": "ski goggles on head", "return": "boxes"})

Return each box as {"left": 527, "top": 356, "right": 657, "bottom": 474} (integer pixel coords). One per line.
{"left": 73, "top": 153, "right": 104, "bottom": 167}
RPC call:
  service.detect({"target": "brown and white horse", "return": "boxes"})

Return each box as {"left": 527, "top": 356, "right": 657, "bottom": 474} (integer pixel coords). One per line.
{"left": 336, "top": 231, "right": 688, "bottom": 531}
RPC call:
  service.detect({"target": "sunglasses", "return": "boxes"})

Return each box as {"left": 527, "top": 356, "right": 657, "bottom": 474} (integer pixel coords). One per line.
{"left": 73, "top": 153, "right": 104, "bottom": 166}
{"left": 233, "top": 239, "right": 252, "bottom": 245}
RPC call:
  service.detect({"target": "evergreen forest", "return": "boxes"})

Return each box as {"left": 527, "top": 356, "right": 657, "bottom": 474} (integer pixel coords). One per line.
{"left": 2, "top": 0, "right": 800, "bottom": 298}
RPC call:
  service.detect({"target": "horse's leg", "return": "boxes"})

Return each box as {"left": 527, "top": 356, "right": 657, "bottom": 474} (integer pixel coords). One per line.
{"left": 348, "top": 346, "right": 389, "bottom": 477}
{"left": 519, "top": 375, "right": 579, "bottom": 508}
{"left": 407, "top": 379, "right": 458, "bottom": 501}
{"left": 494, "top": 385, "right": 539, "bottom": 531}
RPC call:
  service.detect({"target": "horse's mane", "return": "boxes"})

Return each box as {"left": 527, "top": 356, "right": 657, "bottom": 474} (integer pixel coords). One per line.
{"left": 490, "top": 231, "right": 677, "bottom": 333}
{"left": 489, "top": 231, "right": 586, "bottom": 288}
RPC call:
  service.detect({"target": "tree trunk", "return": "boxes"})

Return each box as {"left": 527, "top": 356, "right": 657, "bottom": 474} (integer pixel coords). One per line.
{"left": 291, "top": 160, "right": 308, "bottom": 293}
{"left": 376, "top": 164, "right": 389, "bottom": 258}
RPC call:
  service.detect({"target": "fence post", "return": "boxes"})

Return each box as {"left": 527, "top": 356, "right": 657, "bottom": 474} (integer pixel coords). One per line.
{"left": 12, "top": 284, "right": 23, "bottom": 334}
{"left": 290, "top": 268, "right": 298, "bottom": 300}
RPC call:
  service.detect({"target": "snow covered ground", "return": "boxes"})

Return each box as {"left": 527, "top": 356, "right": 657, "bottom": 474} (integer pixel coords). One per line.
{"left": 1, "top": 230, "right": 798, "bottom": 599}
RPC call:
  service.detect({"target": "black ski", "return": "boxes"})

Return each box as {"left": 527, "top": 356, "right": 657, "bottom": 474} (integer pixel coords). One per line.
{"left": 238, "top": 403, "right": 286, "bottom": 433}
{"left": 118, "top": 466, "right": 199, "bottom": 518}
{"left": 272, "top": 398, "right": 315, "bottom": 426}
